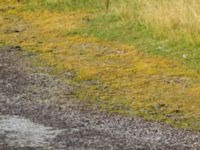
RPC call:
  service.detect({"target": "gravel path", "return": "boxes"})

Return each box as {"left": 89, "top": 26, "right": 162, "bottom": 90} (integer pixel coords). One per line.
{"left": 0, "top": 46, "right": 200, "bottom": 150}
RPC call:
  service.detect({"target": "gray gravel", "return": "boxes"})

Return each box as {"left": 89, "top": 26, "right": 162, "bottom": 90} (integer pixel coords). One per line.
{"left": 0, "top": 46, "right": 200, "bottom": 150}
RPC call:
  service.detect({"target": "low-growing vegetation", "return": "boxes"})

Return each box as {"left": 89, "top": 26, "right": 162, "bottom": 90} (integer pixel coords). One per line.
{"left": 22, "top": 0, "right": 200, "bottom": 69}
{"left": 0, "top": 0, "right": 200, "bottom": 130}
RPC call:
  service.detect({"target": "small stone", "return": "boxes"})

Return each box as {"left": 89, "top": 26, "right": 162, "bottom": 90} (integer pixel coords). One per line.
{"left": 182, "top": 54, "right": 187, "bottom": 59}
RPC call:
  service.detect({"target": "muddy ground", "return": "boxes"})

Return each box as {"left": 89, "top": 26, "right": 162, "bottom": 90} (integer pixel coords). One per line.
{"left": 0, "top": 46, "right": 200, "bottom": 150}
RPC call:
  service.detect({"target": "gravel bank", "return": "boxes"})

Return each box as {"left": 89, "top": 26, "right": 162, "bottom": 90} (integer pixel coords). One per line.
{"left": 0, "top": 46, "right": 199, "bottom": 150}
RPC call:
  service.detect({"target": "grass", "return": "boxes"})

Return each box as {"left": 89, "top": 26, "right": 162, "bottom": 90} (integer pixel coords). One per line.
{"left": 22, "top": 0, "right": 104, "bottom": 11}
{"left": 64, "top": 0, "right": 200, "bottom": 71}
{"left": 19, "top": 0, "right": 200, "bottom": 70}
{"left": 28, "top": 0, "right": 200, "bottom": 71}
{"left": 0, "top": 0, "right": 200, "bottom": 130}
{"left": 71, "top": 14, "right": 200, "bottom": 71}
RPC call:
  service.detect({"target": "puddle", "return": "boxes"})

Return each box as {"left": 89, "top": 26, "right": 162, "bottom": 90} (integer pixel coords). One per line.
{"left": 0, "top": 115, "right": 63, "bottom": 148}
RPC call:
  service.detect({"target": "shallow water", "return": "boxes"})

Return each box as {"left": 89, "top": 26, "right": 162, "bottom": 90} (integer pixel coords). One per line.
{"left": 0, "top": 115, "right": 63, "bottom": 148}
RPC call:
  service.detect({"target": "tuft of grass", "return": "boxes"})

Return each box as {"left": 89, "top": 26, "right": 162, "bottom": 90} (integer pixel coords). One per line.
{"left": 110, "top": 0, "right": 200, "bottom": 44}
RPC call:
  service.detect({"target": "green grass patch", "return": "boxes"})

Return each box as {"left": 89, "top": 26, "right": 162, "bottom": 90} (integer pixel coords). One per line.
{"left": 66, "top": 12, "right": 200, "bottom": 72}
{"left": 21, "top": 0, "right": 200, "bottom": 71}
{"left": 22, "top": 0, "right": 104, "bottom": 11}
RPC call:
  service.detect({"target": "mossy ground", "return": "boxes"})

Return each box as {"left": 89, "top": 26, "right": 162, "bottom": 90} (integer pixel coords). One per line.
{"left": 0, "top": 0, "right": 200, "bottom": 130}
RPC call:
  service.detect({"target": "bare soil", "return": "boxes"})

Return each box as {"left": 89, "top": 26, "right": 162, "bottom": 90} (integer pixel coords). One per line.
{"left": 0, "top": 46, "right": 200, "bottom": 150}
